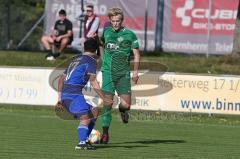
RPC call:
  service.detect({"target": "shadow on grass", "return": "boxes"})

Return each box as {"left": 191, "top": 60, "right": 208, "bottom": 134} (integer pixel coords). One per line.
{"left": 95, "top": 144, "right": 149, "bottom": 149}
{"left": 95, "top": 139, "right": 186, "bottom": 149}
{"left": 122, "top": 139, "right": 186, "bottom": 144}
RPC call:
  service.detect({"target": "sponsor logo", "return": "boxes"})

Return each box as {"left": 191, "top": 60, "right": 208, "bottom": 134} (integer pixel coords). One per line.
{"left": 106, "top": 42, "right": 120, "bottom": 50}
{"left": 170, "top": 0, "right": 238, "bottom": 35}
{"left": 176, "top": 0, "right": 194, "bottom": 26}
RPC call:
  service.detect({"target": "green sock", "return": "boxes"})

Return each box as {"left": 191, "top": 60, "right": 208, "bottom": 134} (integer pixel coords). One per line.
{"left": 101, "top": 105, "right": 112, "bottom": 128}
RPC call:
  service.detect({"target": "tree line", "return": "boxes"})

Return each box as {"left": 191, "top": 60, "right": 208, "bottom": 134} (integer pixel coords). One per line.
{"left": 0, "top": 0, "right": 45, "bottom": 50}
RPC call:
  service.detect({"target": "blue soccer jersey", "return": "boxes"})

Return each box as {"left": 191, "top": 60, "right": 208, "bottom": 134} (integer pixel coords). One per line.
{"left": 62, "top": 55, "right": 97, "bottom": 95}
{"left": 61, "top": 54, "right": 97, "bottom": 117}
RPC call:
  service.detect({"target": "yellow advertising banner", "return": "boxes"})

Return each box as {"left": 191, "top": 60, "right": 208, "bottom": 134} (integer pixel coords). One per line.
{"left": 0, "top": 67, "right": 239, "bottom": 115}
{"left": 158, "top": 73, "right": 240, "bottom": 115}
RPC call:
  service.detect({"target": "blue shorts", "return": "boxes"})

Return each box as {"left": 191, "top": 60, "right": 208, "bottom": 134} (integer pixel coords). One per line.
{"left": 61, "top": 93, "right": 93, "bottom": 118}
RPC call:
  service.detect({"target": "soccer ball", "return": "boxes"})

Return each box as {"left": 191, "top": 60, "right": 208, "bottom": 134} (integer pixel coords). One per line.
{"left": 88, "top": 129, "right": 102, "bottom": 144}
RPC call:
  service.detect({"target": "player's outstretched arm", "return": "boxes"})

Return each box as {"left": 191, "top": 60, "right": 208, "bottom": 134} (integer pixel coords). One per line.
{"left": 132, "top": 48, "right": 140, "bottom": 84}
{"left": 58, "top": 74, "right": 65, "bottom": 102}
{"left": 89, "top": 74, "right": 113, "bottom": 104}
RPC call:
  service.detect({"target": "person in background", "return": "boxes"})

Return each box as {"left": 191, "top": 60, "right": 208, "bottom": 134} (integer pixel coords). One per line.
{"left": 83, "top": 4, "right": 100, "bottom": 41}
{"left": 71, "top": 4, "right": 100, "bottom": 55}
{"left": 41, "top": 9, "right": 73, "bottom": 60}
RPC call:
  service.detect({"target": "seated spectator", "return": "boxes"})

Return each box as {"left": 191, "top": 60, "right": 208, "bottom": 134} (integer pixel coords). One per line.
{"left": 41, "top": 9, "right": 73, "bottom": 60}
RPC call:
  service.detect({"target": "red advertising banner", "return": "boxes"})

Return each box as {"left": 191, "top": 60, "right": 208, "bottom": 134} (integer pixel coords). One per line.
{"left": 162, "top": 0, "right": 239, "bottom": 54}
{"left": 170, "top": 0, "right": 238, "bottom": 35}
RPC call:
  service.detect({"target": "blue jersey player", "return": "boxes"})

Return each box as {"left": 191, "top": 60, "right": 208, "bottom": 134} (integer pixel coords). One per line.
{"left": 57, "top": 38, "right": 111, "bottom": 150}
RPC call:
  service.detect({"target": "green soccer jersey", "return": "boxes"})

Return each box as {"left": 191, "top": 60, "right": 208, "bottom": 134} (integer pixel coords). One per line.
{"left": 101, "top": 27, "right": 139, "bottom": 74}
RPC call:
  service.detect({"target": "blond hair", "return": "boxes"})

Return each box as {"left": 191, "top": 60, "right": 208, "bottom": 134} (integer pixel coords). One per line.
{"left": 107, "top": 7, "right": 124, "bottom": 20}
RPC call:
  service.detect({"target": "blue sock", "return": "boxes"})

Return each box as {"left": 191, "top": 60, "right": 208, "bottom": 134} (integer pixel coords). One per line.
{"left": 87, "top": 118, "right": 97, "bottom": 137}
{"left": 77, "top": 125, "right": 89, "bottom": 144}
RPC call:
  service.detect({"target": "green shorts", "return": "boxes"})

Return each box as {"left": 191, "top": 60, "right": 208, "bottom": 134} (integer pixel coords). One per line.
{"left": 102, "top": 71, "right": 131, "bottom": 95}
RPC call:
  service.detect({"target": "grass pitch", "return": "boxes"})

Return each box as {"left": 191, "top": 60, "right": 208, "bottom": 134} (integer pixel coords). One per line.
{"left": 0, "top": 105, "right": 240, "bottom": 159}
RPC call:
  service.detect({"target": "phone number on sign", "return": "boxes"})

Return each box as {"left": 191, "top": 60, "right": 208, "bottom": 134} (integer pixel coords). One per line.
{"left": 0, "top": 87, "right": 38, "bottom": 99}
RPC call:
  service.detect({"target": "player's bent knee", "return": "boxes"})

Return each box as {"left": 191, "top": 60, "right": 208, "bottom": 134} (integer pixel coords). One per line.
{"left": 90, "top": 107, "right": 99, "bottom": 118}
{"left": 80, "top": 120, "right": 90, "bottom": 126}
{"left": 121, "top": 103, "right": 131, "bottom": 110}
{"left": 80, "top": 115, "right": 91, "bottom": 125}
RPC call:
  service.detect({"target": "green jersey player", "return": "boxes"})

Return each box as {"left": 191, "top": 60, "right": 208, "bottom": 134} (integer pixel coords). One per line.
{"left": 100, "top": 7, "right": 140, "bottom": 144}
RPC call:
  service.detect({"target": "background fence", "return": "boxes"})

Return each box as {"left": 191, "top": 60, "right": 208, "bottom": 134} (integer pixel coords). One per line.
{"left": 0, "top": 0, "right": 44, "bottom": 51}
{"left": 0, "top": 0, "right": 239, "bottom": 54}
